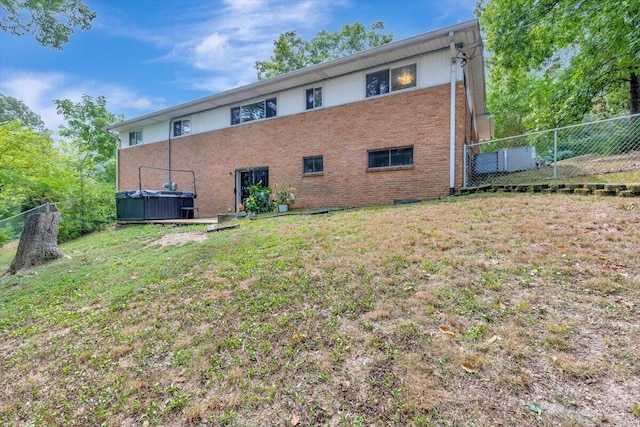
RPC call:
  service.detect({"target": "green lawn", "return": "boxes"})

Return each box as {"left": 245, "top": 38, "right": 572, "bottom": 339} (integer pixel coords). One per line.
{"left": 1, "top": 194, "right": 639, "bottom": 426}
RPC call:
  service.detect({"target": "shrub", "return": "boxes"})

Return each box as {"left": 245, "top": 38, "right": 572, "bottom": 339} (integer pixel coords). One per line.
{"left": 243, "top": 183, "right": 273, "bottom": 213}
{"left": 0, "top": 225, "right": 13, "bottom": 247}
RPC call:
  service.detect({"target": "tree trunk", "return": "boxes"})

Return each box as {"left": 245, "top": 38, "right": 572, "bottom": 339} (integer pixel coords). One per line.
{"left": 4, "top": 212, "right": 65, "bottom": 276}
{"left": 631, "top": 72, "right": 640, "bottom": 116}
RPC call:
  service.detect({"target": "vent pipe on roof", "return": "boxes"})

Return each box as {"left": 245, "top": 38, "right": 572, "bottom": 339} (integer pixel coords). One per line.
{"left": 448, "top": 31, "right": 457, "bottom": 196}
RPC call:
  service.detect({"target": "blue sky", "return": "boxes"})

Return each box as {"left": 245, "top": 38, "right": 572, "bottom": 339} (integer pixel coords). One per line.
{"left": 0, "top": 0, "right": 477, "bottom": 132}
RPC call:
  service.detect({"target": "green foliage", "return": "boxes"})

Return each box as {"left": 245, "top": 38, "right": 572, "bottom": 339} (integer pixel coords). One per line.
{"left": 273, "top": 184, "right": 295, "bottom": 207}
{"left": 0, "top": 0, "right": 96, "bottom": 49}
{"left": 243, "top": 183, "right": 273, "bottom": 213}
{"left": 53, "top": 95, "right": 122, "bottom": 239}
{"left": 0, "top": 225, "right": 12, "bottom": 247}
{"left": 255, "top": 21, "right": 393, "bottom": 80}
{"left": 1, "top": 94, "right": 122, "bottom": 242}
{"left": 0, "top": 93, "right": 44, "bottom": 129}
{"left": 542, "top": 127, "right": 637, "bottom": 163}
{"left": 477, "top": 0, "right": 640, "bottom": 135}
{"left": 55, "top": 95, "right": 122, "bottom": 170}
{"left": 57, "top": 178, "right": 115, "bottom": 241}
{"left": 0, "top": 121, "right": 73, "bottom": 216}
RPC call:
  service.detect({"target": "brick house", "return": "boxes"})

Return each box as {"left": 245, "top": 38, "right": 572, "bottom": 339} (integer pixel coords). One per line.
{"left": 108, "top": 19, "right": 492, "bottom": 217}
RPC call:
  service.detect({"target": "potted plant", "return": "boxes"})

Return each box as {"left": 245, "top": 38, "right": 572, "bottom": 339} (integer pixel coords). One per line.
{"left": 273, "top": 184, "right": 295, "bottom": 213}
{"left": 243, "top": 182, "right": 273, "bottom": 217}
{"left": 236, "top": 203, "right": 247, "bottom": 218}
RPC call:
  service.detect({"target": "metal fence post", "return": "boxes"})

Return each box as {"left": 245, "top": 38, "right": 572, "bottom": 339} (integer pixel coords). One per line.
{"left": 553, "top": 129, "right": 558, "bottom": 179}
{"left": 463, "top": 143, "right": 468, "bottom": 188}
{"left": 459, "top": 113, "right": 638, "bottom": 187}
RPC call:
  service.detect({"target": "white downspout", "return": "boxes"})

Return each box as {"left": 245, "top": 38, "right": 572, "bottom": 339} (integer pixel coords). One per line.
{"left": 109, "top": 131, "right": 121, "bottom": 191}
{"left": 115, "top": 137, "right": 119, "bottom": 191}
{"left": 449, "top": 31, "right": 457, "bottom": 196}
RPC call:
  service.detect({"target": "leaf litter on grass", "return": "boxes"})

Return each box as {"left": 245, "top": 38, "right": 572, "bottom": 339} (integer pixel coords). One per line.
{"left": 0, "top": 193, "right": 639, "bottom": 426}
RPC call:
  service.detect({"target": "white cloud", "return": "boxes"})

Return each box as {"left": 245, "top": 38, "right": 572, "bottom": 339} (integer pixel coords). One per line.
{"left": 93, "top": 0, "right": 351, "bottom": 100}
{"left": 192, "top": 33, "right": 231, "bottom": 70}
{"left": 0, "top": 71, "right": 67, "bottom": 133}
{"left": 0, "top": 70, "right": 165, "bottom": 135}
{"left": 102, "top": 85, "right": 166, "bottom": 113}
{"left": 150, "top": 0, "right": 344, "bottom": 85}
{"left": 185, "top": 74, "right": 256, "bottom": 94}
{"left": 221, "top": 0, "right": 269, "bottom": 14}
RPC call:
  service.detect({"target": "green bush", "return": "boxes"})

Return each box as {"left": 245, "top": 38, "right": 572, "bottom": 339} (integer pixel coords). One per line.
{"left": 0, "top": 225, "right": 13, "bottom": 247}
{"left": 243, "top": 183, "right": 273, "bottom": 213}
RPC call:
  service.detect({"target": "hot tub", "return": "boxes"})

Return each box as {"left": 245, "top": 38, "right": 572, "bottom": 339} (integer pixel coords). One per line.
{"left": 116, "top": 190, "right": 195, "bottom": 220}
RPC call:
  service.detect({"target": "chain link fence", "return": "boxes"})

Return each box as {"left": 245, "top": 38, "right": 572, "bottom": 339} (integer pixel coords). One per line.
{"left": 1, "top": 197, "right": 115, "bottom": 248}
{"left": 464, "top": 114, "right": 640, "bottom": 187}
{"left": 0, "top": 203, "right": 56, "bottom": 246}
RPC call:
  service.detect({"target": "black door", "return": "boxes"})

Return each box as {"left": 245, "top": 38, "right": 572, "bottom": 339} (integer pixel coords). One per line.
{"left": 236, "top": 167, "right": 268, "bottom": 208}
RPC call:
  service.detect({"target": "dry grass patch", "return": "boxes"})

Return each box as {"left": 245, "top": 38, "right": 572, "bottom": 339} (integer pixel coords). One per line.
{"left": 147, "top": 230, "right": 207, "bottom": 247}
{"left": 1, "top": 194, "right": 639, "bottom": 426}
{"left": 550, "top": 354, "right": 601, "bottom": 380}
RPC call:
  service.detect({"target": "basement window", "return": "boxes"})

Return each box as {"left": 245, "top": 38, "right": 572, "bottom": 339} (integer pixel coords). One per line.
{"left": 368, "top": 146, "right": 413, "bottom": 169}
{"left": 173, "top": 119, "right": 191, "bottom": 137}
{"left": 303, "top": 155, "right": 323, "bottom": 174}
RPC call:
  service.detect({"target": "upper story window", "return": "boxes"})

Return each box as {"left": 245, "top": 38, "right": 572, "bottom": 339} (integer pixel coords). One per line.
{"left": 129, "top": 131, "right": 142, "bottom": 146}
{"left": 231, "top": 97, "right": 277, "bottom": 125}
{"left": 303, "top": 155, "right": 323, "bottom": 174}
{"left": 366, "top": 63, "right": 417, "bottom": 97}
{"left": 306, "top": 87, "right": 322, "bottom": 110}
{"left": 368, "top": 146, "right": 414, "bottom": 169}
{"left": 173, "top": 119, "right": 191, "bottom": 137}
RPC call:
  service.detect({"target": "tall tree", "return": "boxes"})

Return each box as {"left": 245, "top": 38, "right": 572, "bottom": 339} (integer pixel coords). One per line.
{"left": 0, "top": 93, "right": 45, "bottom": 129}
{"left": 54, "top": 95, "right": 122, "bottom": 235}
{"left": 0, "top": 0, "right": 95, "bottom": 48}
{"left": 55, "top": 95, "right": 122, "bottom": 173}
{"left": 255, "top": 21, "right": 393, "bottom": 80}
{"left": 4, "top": 211, "right": 65, "bottom": 276}
{"left": 477, "top": 0, "right": 640, "bottom": 135}
{"left": 0, "top": 121, "right": 73, "bottom": 215}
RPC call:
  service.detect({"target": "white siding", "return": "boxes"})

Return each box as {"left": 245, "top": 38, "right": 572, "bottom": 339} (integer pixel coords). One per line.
{"left": 123, "top": 49, "right": 458, "bottom": 148}
{"left": 325, "top": 72, "right": 363, "bottom": 106}
{"left": 418, "top": 49, "right": 453, "bottom": 87}
{"left": 278, "top": 88, "right": 303, "bottom": 116}
{"left": 141, "top": 121, "right": 168, "bottom": 146}
{"left": 192, "top": 108, "right": 227, "bottom": 135}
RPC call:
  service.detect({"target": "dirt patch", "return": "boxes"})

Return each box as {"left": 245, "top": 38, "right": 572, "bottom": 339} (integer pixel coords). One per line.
{"left": 146, "top": 231, "right": 207, "bottom": 247}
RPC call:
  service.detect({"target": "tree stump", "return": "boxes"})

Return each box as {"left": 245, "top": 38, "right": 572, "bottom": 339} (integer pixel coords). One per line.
{"left": 4, "top": 212, "right": 65, "bottom": 276}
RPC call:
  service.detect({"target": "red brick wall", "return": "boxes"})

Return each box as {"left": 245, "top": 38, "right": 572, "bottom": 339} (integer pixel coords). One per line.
{"left": 118, "top": 82, "right": 472, "bottom": 216}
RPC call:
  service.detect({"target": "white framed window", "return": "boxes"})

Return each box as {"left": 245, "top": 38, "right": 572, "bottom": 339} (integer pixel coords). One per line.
{"left": 366, "top": 63, "right": 417, "bottom": 97}
{"left": 305, "top": 87, "right": 322, "bottom": 110}
{"left": 368, "top": 146, "right": 414, "bottom": 169}
{"left": 129, "top": 130, "right": 142, "bottom": 146}
{"left": 231, "top": 97, "right": 277, "bottom": 125}
{"left": 173, "top": 119, "right": 191, "bottom": 137}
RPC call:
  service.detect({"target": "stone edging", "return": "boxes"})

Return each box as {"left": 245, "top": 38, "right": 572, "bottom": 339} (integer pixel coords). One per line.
{"left": 459, "top": 183, "right": 640, "bottom": 197}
